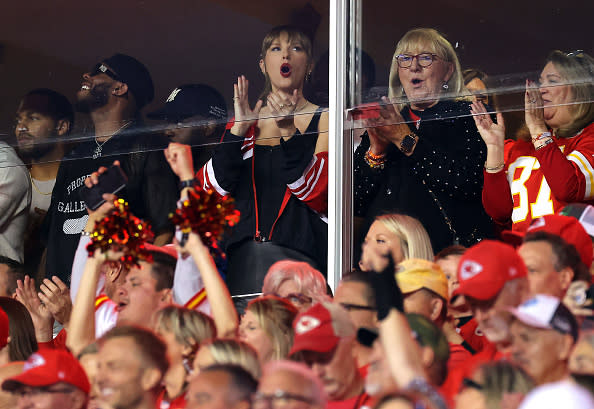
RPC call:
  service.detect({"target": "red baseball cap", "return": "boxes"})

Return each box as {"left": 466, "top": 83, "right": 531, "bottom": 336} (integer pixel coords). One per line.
{"left": 502, "top": 214, "right": 593, "bottom": 267}
{"left": 289, "top": 302, "right": 352, "bottom": 356}
{"left": 2, "top": 349, "right": 90, "bottom": 394}
{"left": 0, "top": 307, "right": 9, "bottom": 350}
{"left": 452, "top": 240, "right": 527, "bottom": 303}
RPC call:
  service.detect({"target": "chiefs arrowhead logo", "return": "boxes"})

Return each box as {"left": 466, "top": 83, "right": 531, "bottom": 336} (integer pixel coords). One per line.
{"left": 24, "top": 353, "right": 46, "bottom": 370}
{"left": 295, "top": 316, "right": 321, "bottom": 334}
{"left": 459, "top": 260, "right": 483, "bottom": 281}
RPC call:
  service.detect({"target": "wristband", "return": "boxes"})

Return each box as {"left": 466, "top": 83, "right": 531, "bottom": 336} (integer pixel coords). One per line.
{"left": 531, "top": 131, "right": 552, "bottom": 142}
{"left": 535, "top": 138, "right": 554, "bottom": 151}
{"left": 179, "top": 179, "right": 197, "bottom": 190}
{"left": 484, "top": 162, "right": 505, "bottom": 172}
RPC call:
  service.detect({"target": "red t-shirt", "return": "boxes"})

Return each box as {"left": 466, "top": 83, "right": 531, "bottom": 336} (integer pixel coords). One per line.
{"left": 458, "top": 317, "right": 487, "bottom": 354}
{"left": 483, "top": 123, "right": 594, "bottom": 230}
{"left": 448, "top": 343, "right": 472, "bottom": 373}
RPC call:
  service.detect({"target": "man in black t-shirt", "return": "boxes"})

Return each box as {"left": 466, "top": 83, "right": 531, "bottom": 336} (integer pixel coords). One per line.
{"left": 43, "top": 54, "right": 178, "bottom": 283}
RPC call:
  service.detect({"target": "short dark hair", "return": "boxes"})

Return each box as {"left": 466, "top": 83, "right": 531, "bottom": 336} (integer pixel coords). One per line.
{"left": 340, "top": 269, "right": 376, "bottom": 308}
{"left": 99, "top": 325, "right": 169, "bottom": 377}
{"left": 462, "top": 68, "right": 488, "bottom": 85}
{"left": 524, "top": 231, "right": 591, "bottom": 282}
{"left": 149, "top": 250, "right": 176, "bottom": 291}
{"left": 19, "top": 88, "right": 74, "bottom": 129}
{"left": 0, "top": 297, "right": 38, "bottom": 361}
{"left": 201, "top": 364, "right": 258, "bottom": 403}
{"left": 0, "top": 256, "right": 26, "bottom": 296}
{"left": 434, "top": 245, "right": 466, "bottom": 261}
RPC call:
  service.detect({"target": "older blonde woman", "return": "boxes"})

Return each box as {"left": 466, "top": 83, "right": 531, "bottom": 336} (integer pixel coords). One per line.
{"left": 354, "top": 28, "right": 493, "bottom": 253}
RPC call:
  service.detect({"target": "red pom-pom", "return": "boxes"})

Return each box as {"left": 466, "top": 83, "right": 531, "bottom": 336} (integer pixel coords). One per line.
{"left": 169, "top": 187, "right": 240, "bottom": 249}
{"left": 86, "top": 199, "right": 155, "bottom": 269}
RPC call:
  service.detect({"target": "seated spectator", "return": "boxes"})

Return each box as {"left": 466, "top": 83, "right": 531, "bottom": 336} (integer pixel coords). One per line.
{"left": 435, "top": 246, "right": 485, "bottom": 354}
{"left": 263, "top": 260, "right": 330, "bottom": 311}
{"left": 509, "top": 294, "right": 578, "bottom": 386}
{"left": 289, "top": 302, "right": 369, "bottom": 409}
{"left": 513, "top": 215, "right": 592, "bottom": 298}
{"left": 0, "top": 257, "right": 25, "bottom": 297}
{"left": 193, "top": 339, "right": 261, "bottom": 380}
{"left": 14, "top": 88, "right": 74, "bottom": 277}
{"left": 396, "top": 259, "right": 471, "bottom": 372}
{"left": 359, "top": 313, "right": 450, "bottom": 395}
{"left": 569, "top": 326, "right": 594, "bottom": 395}
{"left": 454, "top": 361, "right": 534, "bottom": 409}
{"left": 95, "top": 325, "right": 168, "bottom": 409}
{"left": 154, "top": 305, "right": 217, "bottom": 408}
{"left": 359, "top": 214, "right": 434, "bottom": 272}
{"left": 2, "top": 349, "right": 89, "bottom": 409}
{"left": 148, "top": 83, "right": 227, "bottom": 170}
{"left": 186, "top": 364, "right": 257, "bottom": 409}
{"left": 0, "top": 135, "right": 30, "bottom": 263}
{"left": 333, "top": 269, "right": 377, "bottom": 368}
{"left": 44, "top": 53, "right": 178, "bottom": 284}
{"left": 239, "top": 295, "right": 298, "bottom": 364}
{"left": 254, "top": 360, "right": 326, "bottom": 409}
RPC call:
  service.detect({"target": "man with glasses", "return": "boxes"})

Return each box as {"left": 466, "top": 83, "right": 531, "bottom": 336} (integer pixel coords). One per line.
{"left": 2, "top": 349, "right": 89, "bottom": 409}
{"left": 289, "top": 302, "right": 369, "bottom": 409}
{"left": 333, "top": 269, "right": 377, "bottom": 368}
{"left": 43, "top": 53, "right": 178, "bottom": 284}
{"left": 186, "top": 364, "right": 257, "bottom": 409}
{"left": 254, "top": 360, "right": 326, "bottom": 409}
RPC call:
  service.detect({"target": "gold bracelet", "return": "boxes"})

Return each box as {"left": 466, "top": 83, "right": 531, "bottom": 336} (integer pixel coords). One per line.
{"left": 484, "top": 162, "right": 505, "bottom": 172}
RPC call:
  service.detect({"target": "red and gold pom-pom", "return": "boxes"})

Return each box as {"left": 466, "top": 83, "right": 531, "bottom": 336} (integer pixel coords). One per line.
{"left": 86, "top": 199, "right": 155, "bottom": 269}
{"left": 169, "top": 187, "right": 240, "bottom": 249}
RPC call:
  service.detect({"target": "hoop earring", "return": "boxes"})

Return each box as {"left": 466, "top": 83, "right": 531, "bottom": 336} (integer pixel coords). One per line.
{"left": 442, "top": 82, "right": 449, "bottom": 90}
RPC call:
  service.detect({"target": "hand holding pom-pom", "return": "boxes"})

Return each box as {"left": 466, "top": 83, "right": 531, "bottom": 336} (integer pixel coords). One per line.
{"left": 169, "top": 187, "right": 240, "bottom": 250}
{"left": 86, "top": 198, "right": 155, "bottom": 269}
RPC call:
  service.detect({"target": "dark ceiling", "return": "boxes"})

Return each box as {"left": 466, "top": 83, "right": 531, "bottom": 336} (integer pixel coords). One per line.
{"left": 0, "top": 0, "right": 592, "bottom": 139}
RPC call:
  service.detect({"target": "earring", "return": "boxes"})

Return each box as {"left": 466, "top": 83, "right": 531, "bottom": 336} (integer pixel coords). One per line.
{"left": 306, "top": 71, "right": 312, "bottom": 82}
{"left": 442, "top": 82, "right": 449, "bottom": 90}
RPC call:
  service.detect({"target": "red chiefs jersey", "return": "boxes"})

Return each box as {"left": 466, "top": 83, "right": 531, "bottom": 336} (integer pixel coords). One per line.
{"left": 483, "top": 123, "right": 594, "bottom": 231}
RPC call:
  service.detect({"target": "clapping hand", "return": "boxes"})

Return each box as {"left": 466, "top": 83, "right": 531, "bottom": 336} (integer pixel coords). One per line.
{"left": 524, "top": 79, "right": 548, "bottom": 136}
{"left": 231, "top": 76, "right": 263, "bottom": 136}
{"left": 470, "top": 100, "right": 505, "bottom": 147}
{"left": 267, "top": 89, "right": 299, "bottom": 136}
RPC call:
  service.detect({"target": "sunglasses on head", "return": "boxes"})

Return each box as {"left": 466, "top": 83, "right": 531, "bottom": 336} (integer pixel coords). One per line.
{"left": 91, "top": 63, "right": 121, "bottom": 81}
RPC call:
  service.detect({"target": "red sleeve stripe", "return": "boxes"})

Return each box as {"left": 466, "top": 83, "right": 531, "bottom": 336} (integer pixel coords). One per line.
{"left": 288, "top": 155, "right": 326, "bottom": 200}
{"left": 184, "top": 288, "right": 207, "bottom": 310}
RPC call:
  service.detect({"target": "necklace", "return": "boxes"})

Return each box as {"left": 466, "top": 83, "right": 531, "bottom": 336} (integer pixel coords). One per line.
{"left": 93, "top": 121, "right": 132, "bottom": 159}
{"left": 29, "top": 173, "right": 52, "bottom": 196}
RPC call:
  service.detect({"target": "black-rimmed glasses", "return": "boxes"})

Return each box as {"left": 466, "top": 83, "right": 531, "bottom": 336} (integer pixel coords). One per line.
{"left": 395, "top": 53, "right": 438, "bottom": 68}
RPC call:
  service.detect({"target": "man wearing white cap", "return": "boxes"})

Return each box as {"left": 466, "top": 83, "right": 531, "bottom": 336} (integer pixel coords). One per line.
{"left": 509, "top": 294, "right": 579, "bottom": 386}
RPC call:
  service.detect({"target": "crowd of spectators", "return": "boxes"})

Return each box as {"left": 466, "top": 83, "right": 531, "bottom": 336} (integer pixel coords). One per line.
{"left": 0, "top": 23, "right": 593, "bottom": 409}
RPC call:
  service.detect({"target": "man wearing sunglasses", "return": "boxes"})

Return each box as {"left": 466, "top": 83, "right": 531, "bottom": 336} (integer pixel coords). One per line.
{"left": 43, "top": 53, "right": 178, "bottom": 284}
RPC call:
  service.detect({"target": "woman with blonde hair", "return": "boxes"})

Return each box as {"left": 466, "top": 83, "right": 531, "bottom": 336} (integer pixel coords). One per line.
{"left": 154, "top": 305, "right": 217, "bottom": 409}
{"left": 239, "top": 295, "right": 298, "bottom": 364}
{"left": 193, "top": 338, "right": 261, "bottom": 380}
{"left": 475, "top": 50, "right": 594, "bottom": 231}
{"left": 360, "top": 213, "right": 434, "bottom": 271}
{"left": 354, "top": 28, "right": 493, "bottom": 253}
{"left": 262, "top": 260, "right": 330, "bottom": 311}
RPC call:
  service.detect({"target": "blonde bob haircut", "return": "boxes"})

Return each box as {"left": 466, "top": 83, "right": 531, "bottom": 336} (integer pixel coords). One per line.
{"left": 155, "top": 305, "right": 216, "bottom": 352}
{"left": 546, "top": 50, "right": 594, "bottom": 138}
{"left": 374, "top": 213, "right": 434, "bottom": 261}
{"left": 201, "top": 338, "right": 262, "bottom": 379}
{"left": 388, "top": 28, "right": 464, "bottom": 107}
{"left": 246, "top": 295, "right": 299, "bottom": 361}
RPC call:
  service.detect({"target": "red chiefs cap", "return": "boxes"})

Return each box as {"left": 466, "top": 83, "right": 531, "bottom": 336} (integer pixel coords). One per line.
{"left": 2, "top": 349, "right": 90, "bottom": 394}
{"left": 503, "top": 214, "right": 593, "bottom": 267}
{"left": 289, "top": 302, "right": 354, "bottom": 356}
{"left": 452, "top": 240, "right": 527, "bottom": 303}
